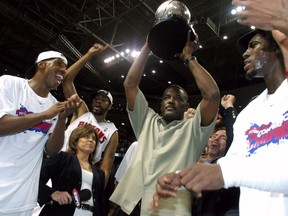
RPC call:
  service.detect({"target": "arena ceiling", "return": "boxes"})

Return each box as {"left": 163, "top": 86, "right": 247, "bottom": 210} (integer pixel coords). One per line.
{"left": 0, "top": 0, "right": 265, "bottom": 133}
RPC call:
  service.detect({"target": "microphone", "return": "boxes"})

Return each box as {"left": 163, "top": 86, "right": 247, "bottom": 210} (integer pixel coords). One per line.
{"left": 46, "top": 188, "right": 92, "bottom": 207}
{"left": 72, "top": 188, "right": 91, "bottom": 208}
{"left": 72, "top": 188, "right": 81, "bottom": 208}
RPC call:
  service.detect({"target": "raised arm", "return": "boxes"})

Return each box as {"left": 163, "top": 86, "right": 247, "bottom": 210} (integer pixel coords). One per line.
{"left": 123, "top": 41, "right": 150, "bottom": 111}
{"left": 45, "top": 94, "right": 83, "bottom": 156}
{"left": 62, "top": 43, "right": 108, "bottom": 119}
{"left": 179, "top": 31, "right": 220, "bottom": 126}
{"left": 221, "top": 94, "right": 237, "bottom": 155}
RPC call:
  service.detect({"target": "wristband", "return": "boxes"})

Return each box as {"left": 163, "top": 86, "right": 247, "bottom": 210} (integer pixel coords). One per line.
{"left": 183, "top": 55, "right": 197, "bottom": 66}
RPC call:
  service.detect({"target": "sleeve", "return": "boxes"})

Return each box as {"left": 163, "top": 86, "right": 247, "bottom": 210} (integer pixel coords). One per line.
{"left": 218, "top": 154, "right": 288, "bottom": 193}
{"left": 223, "top": 107, "right": 237, "bottom": 154}
{"left": 127, "top": 89, "right": 151, "bottom": 138}
{"left": 191, "top": 104, "right": 217, "bottom": 157}
{"left": 38, "top": 152, "right": 65, "bottom": 206}
{"left": 0, "top": 75, "right": 18, "bottom": 118}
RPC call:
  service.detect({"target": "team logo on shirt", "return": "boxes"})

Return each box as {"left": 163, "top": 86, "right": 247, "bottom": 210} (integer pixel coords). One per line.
{"left": 245, "top": 111, "right": 288, "bottom": 156}
{"left": 16, "top": 105, "right": 53, "bottom": 134}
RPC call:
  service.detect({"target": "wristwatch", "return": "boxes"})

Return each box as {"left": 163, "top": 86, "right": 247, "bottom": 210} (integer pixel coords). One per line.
{"left": 183, "top": 55, "right": 197, "bottom": 66}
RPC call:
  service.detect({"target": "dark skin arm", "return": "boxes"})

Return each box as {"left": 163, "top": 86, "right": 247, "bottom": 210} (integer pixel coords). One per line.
{"left": 232, "top": 0, "right": 288, "bottom": 35}
{"left": 178, "top": 31, "right": 220, "bottom": 126}
{"left": 62, "top": 43, "right": 108, "bottom": 122}
{"left": 100, "top": 131, "right": 119, "bottom": 187}
{"left": 0, "top": 94, "right": 82, "bottom": 156}
{"left": 123, "top": 41, "right": 150, "bottom": 111}
{"left": 0, "top": 102, "right": 68, "bottom": 136}
{"left": 45, "top": 94, "right": 83, "bottom": 156}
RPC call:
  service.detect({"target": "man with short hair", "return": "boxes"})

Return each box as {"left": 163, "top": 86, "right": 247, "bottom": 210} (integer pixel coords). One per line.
{"left": 0, "top": 50, "right": 81, "bottom": 215}
{"left": 110, "top": 31, "right": 220, "bottom": 215}
{"left": 152, "top": 30, "right": 288, "bottom": 215}
{"left": 194, "top": 129, "right": 240, "bottom": 216}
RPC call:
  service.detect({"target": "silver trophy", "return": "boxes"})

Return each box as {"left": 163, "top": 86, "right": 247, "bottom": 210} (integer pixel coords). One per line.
{"left": 148, "top": 0, "right": 195, "bottom": 60}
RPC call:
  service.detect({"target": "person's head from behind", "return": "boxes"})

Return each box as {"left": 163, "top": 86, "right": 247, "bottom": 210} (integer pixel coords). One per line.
{"left": 160, "top": 85, "right": 189, "bottom": 123}
{"left": 239, "top": 30, "right": 283, "bottom": 80}
{"left": 68, "top": 124, "right": 98, "bottom": 163}
{"left": 207, "top": 129, "right": 227, "bottom": 160}
{"left": 26, "top": 51, "right": 68, "bottom": 90}
{"left": 90, "top": 90, "right": 113, "bottom": 116}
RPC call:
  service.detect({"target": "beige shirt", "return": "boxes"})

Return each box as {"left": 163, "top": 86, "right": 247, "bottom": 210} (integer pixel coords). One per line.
{"left": 110, "top": 89, "right": 216, "bottom": 215}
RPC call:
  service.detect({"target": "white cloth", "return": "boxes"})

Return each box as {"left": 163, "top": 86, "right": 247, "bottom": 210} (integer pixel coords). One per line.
{"left": 218, "top": 79, "right": 288, "bottom": 216}
{"left": 80, "top": 169, "right": 93, "bottom": 207}
{"left": 62, "top": 112, "right": 117, "bottom": 162}
{"left": 73, "top": 169, "right": 93, "bottom": 216}
{"left": 114, "top": 141, "right": 138, "bottom": 182}
{"left": 0, "top": 75, "right": 58, "bottom": 214}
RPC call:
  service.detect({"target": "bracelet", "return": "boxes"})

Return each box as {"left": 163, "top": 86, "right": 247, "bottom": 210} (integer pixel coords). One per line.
{"left": 183, "top": 56, "right": 197, "bottom": 66}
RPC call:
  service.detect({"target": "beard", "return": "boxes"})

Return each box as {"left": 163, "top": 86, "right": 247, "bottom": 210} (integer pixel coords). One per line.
{"left": 92, "top": 106, "right": 108, "bottom": 116}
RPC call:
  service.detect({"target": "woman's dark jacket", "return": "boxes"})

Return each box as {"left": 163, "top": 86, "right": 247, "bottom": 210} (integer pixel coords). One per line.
{"left": 38, "top": 151, "right": 105, "bottom": 216}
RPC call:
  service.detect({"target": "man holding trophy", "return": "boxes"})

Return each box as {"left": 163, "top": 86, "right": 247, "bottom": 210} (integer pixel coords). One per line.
{"left": 110, "top": 1, "right": 220, "bottom": 215}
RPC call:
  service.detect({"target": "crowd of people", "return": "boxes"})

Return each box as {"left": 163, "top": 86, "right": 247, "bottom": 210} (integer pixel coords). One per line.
{"left": 1, "top": 0, "right": 288, "bottom": 216}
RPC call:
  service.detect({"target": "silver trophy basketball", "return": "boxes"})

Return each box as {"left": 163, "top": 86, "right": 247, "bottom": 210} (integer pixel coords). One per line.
{"left": 148, "top": 0, "right": 195, "bottom": 60}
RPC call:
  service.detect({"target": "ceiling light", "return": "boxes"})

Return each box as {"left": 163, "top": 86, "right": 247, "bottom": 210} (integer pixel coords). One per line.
{"left": 231, "top": 9, "right": 237, "bottom": 15}
{"left": 131, "top": 50, "right": 140, "bottom": 58}
{"left": 104, "top": 48, "right": 141, "bottom": 64}
{"left": 231, "top": 6, "right": 245, "bottom": 15}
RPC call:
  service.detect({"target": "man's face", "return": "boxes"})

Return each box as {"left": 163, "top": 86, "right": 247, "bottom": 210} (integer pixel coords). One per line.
{"left": 92, "top": 94, "right": 111, "bottom": 116}
{"left": 42, "top": 58, "right": 67, "bottom": 89}
{"left": 207, "top": 130, "right": 227, "bottom": 157}
{"left": 160, "top": 87, "right": 188, "bottom": 123}
{"left": 242, "top": 34, "right": 273, "bottom": 80}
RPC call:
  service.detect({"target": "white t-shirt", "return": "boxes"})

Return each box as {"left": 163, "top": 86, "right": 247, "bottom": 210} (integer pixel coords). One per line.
{"left": 62, "top": 112, "right": 117, "bottom": 163}
{"left": 0, "top": 75, "right": 58, "bottom": 214}
{"left": 115, "top": 141, "right": 138, "bottom": 182}
{"left": 218, "top": 79, "right": 288, "bottom": 216}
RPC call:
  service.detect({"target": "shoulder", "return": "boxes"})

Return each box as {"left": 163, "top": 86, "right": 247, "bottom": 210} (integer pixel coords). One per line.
{"left": 45, "top": 92, "right": 58, "bottom": 103}
{"left": 44, "top": 151, "right": 71, "bottom": 162}
{"left": 103, "top": 121, "right": 118, "bottom": 131}
{"left": 0, "top": 75, "right": 25, "bottom": 86}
